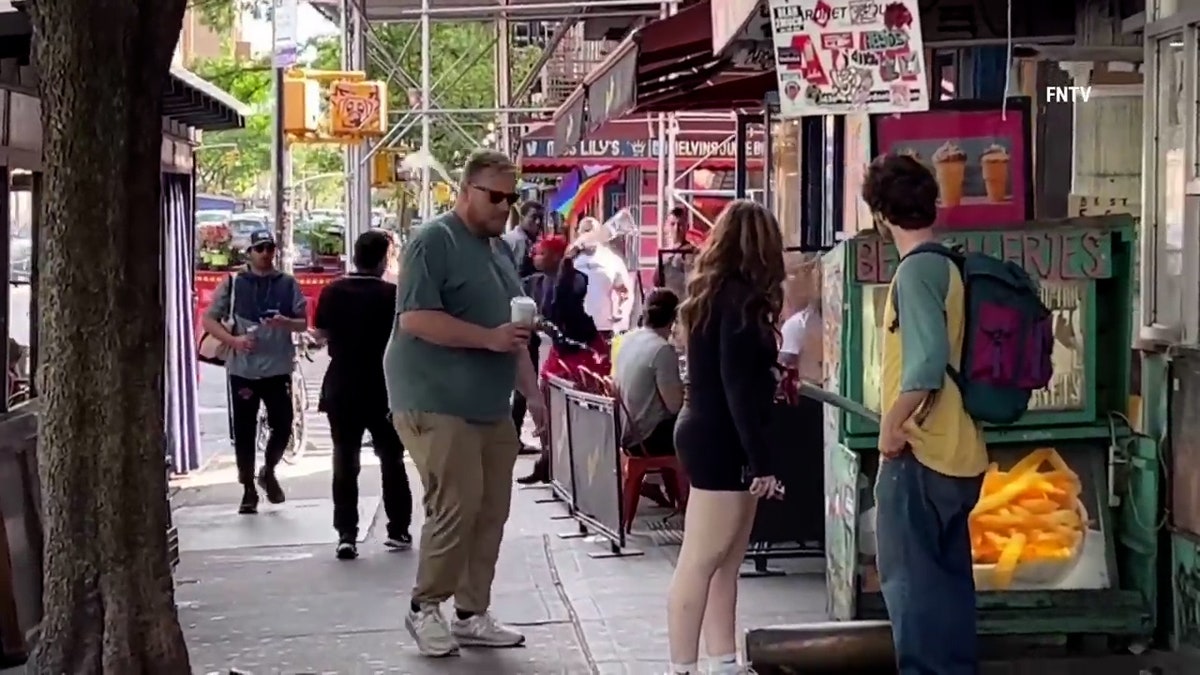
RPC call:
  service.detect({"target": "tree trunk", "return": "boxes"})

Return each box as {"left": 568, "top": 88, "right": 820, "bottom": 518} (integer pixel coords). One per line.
{"left": 25, "top": 1, "right": 192, "bottom": 672}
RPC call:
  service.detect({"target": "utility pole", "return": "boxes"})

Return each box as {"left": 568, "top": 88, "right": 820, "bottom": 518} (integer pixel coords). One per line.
{"left": 272, "top": 0, "right": 297, "bottom": 273}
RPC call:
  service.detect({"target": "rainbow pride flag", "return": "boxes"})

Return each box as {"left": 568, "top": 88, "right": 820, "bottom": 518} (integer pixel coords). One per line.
{"left": 551, "top": 166, "right": 622, "bottom": 220}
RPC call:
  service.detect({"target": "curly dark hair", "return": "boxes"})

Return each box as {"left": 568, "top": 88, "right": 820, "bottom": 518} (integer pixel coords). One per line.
{"left": 678, "top": 200, "right": 785, "bottom": 338}
{"left": 861, "top": 153, "right": 939, "bottom": 230}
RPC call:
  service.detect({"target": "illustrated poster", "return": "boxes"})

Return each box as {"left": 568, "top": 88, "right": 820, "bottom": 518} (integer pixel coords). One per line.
{"left": 767, "top": 0, "right": 930, "bottom": 117}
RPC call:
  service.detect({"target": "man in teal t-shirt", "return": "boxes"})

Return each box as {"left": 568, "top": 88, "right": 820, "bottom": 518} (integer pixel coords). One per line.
{"left": 384, "top": 150, "right": 545, "bottom": 658}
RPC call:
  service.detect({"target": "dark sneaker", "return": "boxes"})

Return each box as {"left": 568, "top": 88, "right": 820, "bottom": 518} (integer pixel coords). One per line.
{"left": 384, "top": 533, "right": 413, "bottom": 551}
{"left": 335, "top": 538, "right": 358, "bottom": 560}
{"left": 257, "top": 467, "right": 286, "bottom": 504}
{"left": 238, "top": 486, "right": 259, "bottom": 514}
{"left": 516, "top": 458, "right": 549, "bottom": 485}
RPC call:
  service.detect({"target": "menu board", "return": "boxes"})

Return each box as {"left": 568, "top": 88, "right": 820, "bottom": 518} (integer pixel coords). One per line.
{"left": 857, "top": 281, "right": 1088, "bottom": 413}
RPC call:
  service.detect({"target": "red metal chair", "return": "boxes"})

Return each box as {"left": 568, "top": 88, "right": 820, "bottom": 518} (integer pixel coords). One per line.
{"left": 611, "top": 383, "right": 689, "bottom": 534}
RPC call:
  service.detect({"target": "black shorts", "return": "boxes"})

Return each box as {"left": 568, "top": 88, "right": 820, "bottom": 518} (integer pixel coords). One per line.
{"left": 673, "top": 411, "right": 751, "bottom": 492}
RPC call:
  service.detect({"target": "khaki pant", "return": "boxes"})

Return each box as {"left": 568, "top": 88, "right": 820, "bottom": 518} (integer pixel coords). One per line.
{"left": 393, "top": 411, "right": 520, "bottom": 613}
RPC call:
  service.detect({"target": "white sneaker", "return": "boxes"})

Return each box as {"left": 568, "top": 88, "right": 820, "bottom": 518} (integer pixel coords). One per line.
{"left": 705, "top": 663, "right": 755, "bottom": 674}
{"left": 405, "top": 605, "right": 459, "bottom": 657}
{"left": 450, "top": 612, "right": 526, "bottom": 647}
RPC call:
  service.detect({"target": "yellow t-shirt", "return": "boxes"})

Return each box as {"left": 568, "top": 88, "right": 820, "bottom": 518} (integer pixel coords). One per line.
{"left": 881, "top": 251, "right": 987, "bottom": 477}
{"left": 609, "top": 332, "right": 625, "bottom": 376}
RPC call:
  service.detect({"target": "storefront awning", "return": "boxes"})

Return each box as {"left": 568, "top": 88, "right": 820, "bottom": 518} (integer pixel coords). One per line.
{"left": 553, "top": 88, "right": 584, "bottom": 153}
{"left": 518, "top": 117, "right": 765, "bottom": 172}
{"left": 165, "top": 66, "right": 249, "bottom": 132}
{"left": 560, "top": 1, "right": 719, "bottom": 139}
{"left": 636, "top": 70, "right": 775, "bottom": 113}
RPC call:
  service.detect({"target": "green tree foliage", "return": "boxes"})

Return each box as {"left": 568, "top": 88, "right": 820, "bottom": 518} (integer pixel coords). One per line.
{"left": 193, "top": 0, "right": 268, "bottom": 34}
{"left": 309, "top": 24, "right": 542, "bottom": 165}
{"left": 192, "top": 53, "right": 342, "bottom": 202}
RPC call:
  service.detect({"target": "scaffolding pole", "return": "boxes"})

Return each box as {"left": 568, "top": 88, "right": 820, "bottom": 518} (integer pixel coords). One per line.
{"left": 419, "top": 0, "right": 433, "bottom": 221}
{"left": 342, "top": 0, "right": 372, "bottom": 255}
{"left": 272, "top": 4, "right": 293, "bottom": 273}
{"left": 496, "top": 3, "right": 512, "bottom": 155}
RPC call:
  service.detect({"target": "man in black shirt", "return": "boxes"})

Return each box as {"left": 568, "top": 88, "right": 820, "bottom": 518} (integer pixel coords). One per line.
{"left": 314, "top": 230, "right": 414, "bottom": 560}
{"left": 503, "top": 201, "right": 545, "bottom": 453}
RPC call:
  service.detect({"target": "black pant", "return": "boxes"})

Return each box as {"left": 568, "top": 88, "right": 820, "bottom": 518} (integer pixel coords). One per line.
{"left": 511, "top": 339, "right": 540, "bottom": 436}
{"left": 230, "top": 374, "right": 293, "bottom": 485}
{"left": 638, "top": 415, "right": 678, "bottom": 457}
{"left": 328, "top": 406, "right": 412, "bottom": 539}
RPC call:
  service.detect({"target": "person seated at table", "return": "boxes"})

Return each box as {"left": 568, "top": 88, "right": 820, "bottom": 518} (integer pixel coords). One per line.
{"left": 613, "top": 288, "right": 683, "bottom": 457}
{"left": 516, "top": 236, "right": 612, "bottom": 485}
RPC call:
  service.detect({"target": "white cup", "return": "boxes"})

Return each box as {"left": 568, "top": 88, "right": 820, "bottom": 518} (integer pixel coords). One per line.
{"left": 511, "top": 296, "right": 537, "bottom": 326}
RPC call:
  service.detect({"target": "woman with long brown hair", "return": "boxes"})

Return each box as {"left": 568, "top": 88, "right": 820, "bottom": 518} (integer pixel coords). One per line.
{"left": 667, "top": 200, "right": 786, "bottom": 675}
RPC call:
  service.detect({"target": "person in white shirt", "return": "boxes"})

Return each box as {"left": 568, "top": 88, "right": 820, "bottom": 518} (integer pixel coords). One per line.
{"left": 779, "top": 307, "right": 822, "bottom": 381}
{"left": 779, "top": 259, "right": 823, "bottom": 382}
{"left": 571, "top": 216, "right": 632, "bottom": 337}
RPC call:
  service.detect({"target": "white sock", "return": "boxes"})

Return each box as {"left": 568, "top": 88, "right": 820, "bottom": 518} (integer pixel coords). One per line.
{"left": 706, "top": 653, "right": 739, "bottom": 673}
{"left": 670, "top": 662, "right": 698, "bottom": 674}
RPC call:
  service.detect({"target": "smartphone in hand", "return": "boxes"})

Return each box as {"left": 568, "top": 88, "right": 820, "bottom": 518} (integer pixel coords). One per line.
{"left": 260, "top": 308, "right": 281, "bottom": 325}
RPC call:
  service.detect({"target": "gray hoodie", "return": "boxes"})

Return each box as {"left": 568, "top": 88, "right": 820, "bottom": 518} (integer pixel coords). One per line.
{"left": 205, "top": 268, "right": 307, "bottom": 379}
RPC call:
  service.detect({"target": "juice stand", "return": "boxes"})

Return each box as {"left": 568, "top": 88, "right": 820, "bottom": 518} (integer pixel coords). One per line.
{"left": 818, "top": 214, "right": 1162, "bottom": 640}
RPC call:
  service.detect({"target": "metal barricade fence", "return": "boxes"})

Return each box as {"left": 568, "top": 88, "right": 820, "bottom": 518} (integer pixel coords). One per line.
{"left": 544, "top": 375, "right": 641, "bottom": 558}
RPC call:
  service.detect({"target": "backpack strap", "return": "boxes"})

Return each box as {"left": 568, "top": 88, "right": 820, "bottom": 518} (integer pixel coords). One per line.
{"left": 886, "top": 242, "right": 966, "bottom": 389}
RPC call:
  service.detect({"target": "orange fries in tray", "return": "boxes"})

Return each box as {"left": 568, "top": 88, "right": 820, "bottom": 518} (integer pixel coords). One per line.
{"left": 969, "top": 448, "right": 1088, "bottom": 590}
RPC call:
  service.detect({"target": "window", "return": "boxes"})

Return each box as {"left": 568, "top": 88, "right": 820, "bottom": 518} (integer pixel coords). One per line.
{"left": 931, "top": 50, "right": 958, "bottom": 101}
{"left": 6, "top": 169, "right": 39, "bottom": 410}
{"left": 1153, "top": 36, "right": 1185, "bottom": 328}
{"left": 1154, "top": 0, "right": 1181, "bottom": 21}
{"left": 770, "top": 119, "right": 802, "bottom": 247}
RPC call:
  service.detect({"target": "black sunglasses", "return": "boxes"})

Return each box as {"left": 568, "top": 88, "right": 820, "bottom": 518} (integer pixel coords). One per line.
{"left": 252, "top": 243, "right": 276, "bottom": 253}
{"left": 471, "top": 184, "right": 519, "bottom": 206}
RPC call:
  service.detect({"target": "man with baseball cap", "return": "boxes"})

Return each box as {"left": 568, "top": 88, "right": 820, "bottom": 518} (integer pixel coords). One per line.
{"left": 202, "top": 229, "right": 309, "bottom": 514}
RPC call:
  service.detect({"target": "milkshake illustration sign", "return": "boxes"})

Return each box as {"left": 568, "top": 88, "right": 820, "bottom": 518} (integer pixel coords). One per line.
{"left": 871, "top": 98, "right": 1035, "bottom": 229}
{"left": 766, "top": 0, "right": 929, "bottom": 117}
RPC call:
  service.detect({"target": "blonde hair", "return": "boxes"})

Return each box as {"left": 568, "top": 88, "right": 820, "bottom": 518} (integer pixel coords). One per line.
{"left": 460, "top": 149, "right": 515, "bottom": 190}
{"left": 679, "top": 200, "right": 785, "bottom": 337}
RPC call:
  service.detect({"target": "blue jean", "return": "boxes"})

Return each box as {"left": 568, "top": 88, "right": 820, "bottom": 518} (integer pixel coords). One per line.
{"left": 875, "top": 453, "right": 984, "bottom": 675}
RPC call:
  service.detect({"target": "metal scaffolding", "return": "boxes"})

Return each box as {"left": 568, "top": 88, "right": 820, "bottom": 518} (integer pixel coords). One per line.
{"left": 327, "top": 0, "right": 671, "bottom": 238}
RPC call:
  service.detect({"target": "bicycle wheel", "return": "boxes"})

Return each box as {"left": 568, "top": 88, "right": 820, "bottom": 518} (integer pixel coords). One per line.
{"left": 282, "top": 370, "right": 308, "bottom": 463}
{"left": 255, "top": 406, "right": 271, "bottom": 458}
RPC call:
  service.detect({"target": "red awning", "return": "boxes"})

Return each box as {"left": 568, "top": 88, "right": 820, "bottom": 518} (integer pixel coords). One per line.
{"left": 637, "top": 71, "right": 776, "bottom": 113}
{"left": 552, "top": 0, "right": 773, "bottom": 153}
{"left": 558, "top": 1, "right": 720, "bottom": 137}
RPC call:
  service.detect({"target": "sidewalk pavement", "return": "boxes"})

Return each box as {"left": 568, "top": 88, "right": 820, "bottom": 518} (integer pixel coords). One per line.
{"left": 173, "top": 446, "right": 827, "bottom": 674}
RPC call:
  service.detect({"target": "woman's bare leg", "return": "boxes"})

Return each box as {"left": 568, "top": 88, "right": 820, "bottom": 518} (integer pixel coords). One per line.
{"left": 667, "top": 489, "right": 756, "bottom": 671}
{"left": 701, "top": 494, "right": 757, "bottom": 668}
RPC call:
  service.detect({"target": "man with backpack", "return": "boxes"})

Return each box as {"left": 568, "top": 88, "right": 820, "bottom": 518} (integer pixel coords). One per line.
{"left": 861, "top": 154, "right": 1052, "bottom": 675}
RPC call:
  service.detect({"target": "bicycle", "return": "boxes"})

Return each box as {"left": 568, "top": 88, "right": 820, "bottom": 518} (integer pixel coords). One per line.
{"left": 257, "top": 332, "right": 318, "bottom": 465}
